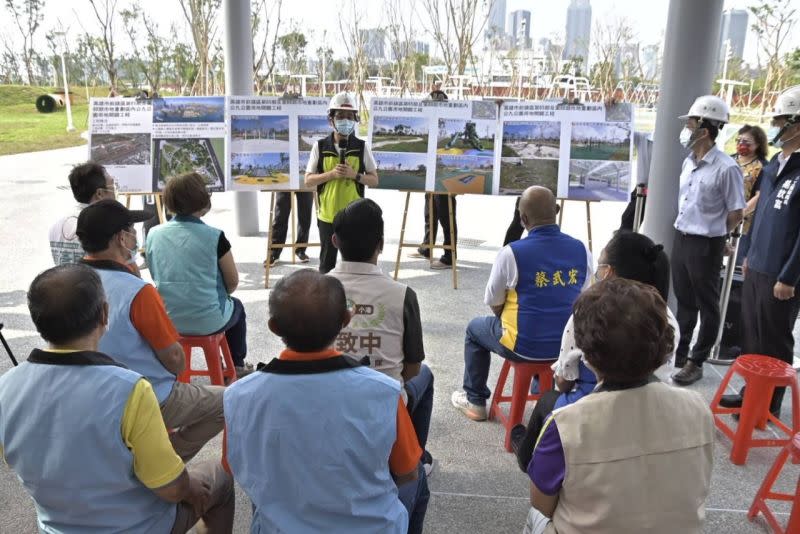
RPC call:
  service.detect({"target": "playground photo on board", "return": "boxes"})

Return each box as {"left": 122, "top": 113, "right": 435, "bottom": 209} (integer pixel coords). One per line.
{"left": 230, "top": 152, "right": 290, "bottom": 188}
{"left": 435, "top": 154, "right": 493, "bottom": 194}
{"left": 373, "top": 152, "right": 427, "bottom": 191}
{"left": 298, "top": 115, "right": 330, "bottom": 151}
{"left": 230, "top": 115, "right": 290, "bottom": 152}
{"left": 152, "top": 97, "right": 225, "bottom": 123}
{"left": 371, "top": 116, "right": 429, "bottom": 153}
{"left": 567, "top": 159, "right": 630, "bottom": 202}
{"left": 152, "top": 138, "right": 225, "bottom": 192}
{"left": 500, "top": 158, "right": 558, "bottom": 195}
{"left": 501, "top": 121, "right": 560, "bottom": 159}
{"left": 437, "top": 119, "right": 495, "bottom": 155}
{"left": 90, "top": 133, "right": 151, "bottom": 166}
{"left": 570, "top": 122, "right": 631, "bottom": 161}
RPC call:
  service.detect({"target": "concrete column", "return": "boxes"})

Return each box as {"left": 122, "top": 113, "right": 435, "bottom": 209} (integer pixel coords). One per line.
{"left": 641, "top": 0, "right": 724, "bottom": 254}
{"left": 224, "top": 0, "right": 260, "bottom": 236}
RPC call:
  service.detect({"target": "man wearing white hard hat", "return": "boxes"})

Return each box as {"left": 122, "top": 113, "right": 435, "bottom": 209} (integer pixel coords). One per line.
{"left": 719, "top": 86, "right": 800, "bottom": 416}
{"left": 305, "top": 92, "right": 379, "bottom": 273}
{"left": 671, "top": 95, "right": 745, "bottom": 386}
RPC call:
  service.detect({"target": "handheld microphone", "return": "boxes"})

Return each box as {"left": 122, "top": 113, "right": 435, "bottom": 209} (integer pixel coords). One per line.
{"left": 339, "top": 139, "right": 347, "bottom": 164}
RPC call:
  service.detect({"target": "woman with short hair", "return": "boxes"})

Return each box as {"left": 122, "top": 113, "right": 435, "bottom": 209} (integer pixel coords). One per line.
{"left": 523, "top": 278, "right": 713, "bottom": 534}
{"left": 146, "top": 172, "right": 250, "bottom": 377}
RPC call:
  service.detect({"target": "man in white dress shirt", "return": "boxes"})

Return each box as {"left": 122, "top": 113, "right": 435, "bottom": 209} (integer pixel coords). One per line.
{"left": 671, "top": 96, "right": 745, "bottom": 386}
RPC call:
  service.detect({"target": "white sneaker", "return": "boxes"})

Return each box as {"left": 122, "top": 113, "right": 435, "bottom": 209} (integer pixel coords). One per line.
{"left": 451, "top": 391, "right": 487, "bottom": 421}
{"left": 423, "top": 459, "right": 435, "bottom": 478}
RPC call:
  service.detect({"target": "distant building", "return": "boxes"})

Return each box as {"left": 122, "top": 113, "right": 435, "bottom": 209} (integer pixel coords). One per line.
{"left": 413, "top": 41, "right": 430, "bottom": 56}
{"left": 563, "top": 0, "right": 592, "bottom": 67}
{"left": 487, "top": 0, "right": 507, "bottom": 41}
{"left": 614, "top": 43, "right": 639, "bottom": 79}
{"left": 717, "top": 9, "right": 748, "bottom": 73}
{"left": 507, "top": 10, "right": 532, "bottom": 49}
{"left": 641, "top": 44, "right": 659, "bottom": 80}
{"left": 360, "top": 29, "right": 387, "bottom": 61}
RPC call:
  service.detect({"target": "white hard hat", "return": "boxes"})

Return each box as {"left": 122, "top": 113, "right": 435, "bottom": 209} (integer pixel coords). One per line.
{"left": 678, "top": 95, "right": 729, "bottom": 125}
{"left": 770, "top": 85, "right": 800, "bottom": 120}
{"left": 328, "top": 92, "right": 357, "bottom": 112}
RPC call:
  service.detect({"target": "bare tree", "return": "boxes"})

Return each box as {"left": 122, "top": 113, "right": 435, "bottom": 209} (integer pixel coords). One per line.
{"left": 590, "top": 17, "right": 634, "bottom": 101}
{"left": 338, "top": 0, "right": 368, "bottom": 116}
{"left": 384, "top": 0, "right": 417, "bottom": 96}
{"left": 0, "top": 31, "right": 23, "bottom": 84}
{"left": 4, "top": 0, "right": 44, "bottom": 85}
{"left": 419, "top": 0, "right": 492, "bottom": 76}
{"left": 251, "top": 0, "right": 282, "bottom": 94}
{"left": 78, "top": 0, "right": 121, "bottom": 94}
{"left": 179, "top": 0, "right": 221, "bottom": 95}
{"left": 750, "top": 0, "right": 797, "bottom": 116}
{"left": 121, "top": 1, "right": 168, "bottom": 94}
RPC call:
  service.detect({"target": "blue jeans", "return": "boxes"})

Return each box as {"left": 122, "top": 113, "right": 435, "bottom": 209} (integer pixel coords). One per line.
{"left": 214, "top": 297, "right": 247, "bottom": 367}
{"left": 462, "top": 315, "right": 529, "bottom": 406}
{"left": 404, "top": 364, "right": 434, "bottom": 450}
{"left": 397, "top": 463, "right": 430, "bottom": 534}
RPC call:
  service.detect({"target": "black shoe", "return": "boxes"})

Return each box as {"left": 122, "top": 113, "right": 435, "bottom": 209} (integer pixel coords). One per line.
{"left": 672, "top": 361, "right": 703, "bottom": 386}
{"left": 410, "top": 248, "right": 431, "bottom": 259}
{"left": 296, "top": 252, "right": 309, "bottom": 263}
{"left": 510, "top": 424, "right": 526, "bottom": 453}
{"left": 719, "top": 394, "right": 743, "bottom": 408}
{"left": 674, "top": 356, "right": 688, "bottom": 369}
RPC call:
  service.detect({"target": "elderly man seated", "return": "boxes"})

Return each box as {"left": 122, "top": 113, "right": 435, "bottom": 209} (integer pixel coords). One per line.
{"left": 77, "top": 199, "right": 224, "bottom": 462}
{"left": 329, "top": 198, "right": 435, "bottom": 474}
{"left": 451, "top": 186, "right": 592, "bottom": 420}
{"left": 524, "top": 278, "right": 713, "bottom": 534}
{"left": 224, "top": 269, "right": 429, "bottom": 534}
{"left": 0, "top": 264, "right": 234, "bottom": 533}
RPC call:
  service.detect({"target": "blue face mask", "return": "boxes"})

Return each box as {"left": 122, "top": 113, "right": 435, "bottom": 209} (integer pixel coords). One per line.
{"left": 334, "top": 119, "right": 356, "bottom": 136}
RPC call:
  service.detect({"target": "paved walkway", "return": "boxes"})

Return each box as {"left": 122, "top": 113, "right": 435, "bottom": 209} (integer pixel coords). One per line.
{"left": 0, "top": 145, "right": 793, "bottom": 533}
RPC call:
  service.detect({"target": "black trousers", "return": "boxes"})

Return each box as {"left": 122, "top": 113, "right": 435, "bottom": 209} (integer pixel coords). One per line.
{"left": 741, "top": 269, "right": 800, "bottom": 410}
{"left": 317, "top": 220, "right": 337, "bottom": 274}
{"left": 513, "top": 389, "right": 560, "bottom": 473}
{"left": 671, "top": 232, "right": 726, "bottom": 366}
{"left": 419, "top": 194, "right": 457, "bottom": 264}
{"left": 270, "top": 192, "right": 313, "bottom": 259}
{"left": 503, "top": 197, "right": 524, "bottom": 246}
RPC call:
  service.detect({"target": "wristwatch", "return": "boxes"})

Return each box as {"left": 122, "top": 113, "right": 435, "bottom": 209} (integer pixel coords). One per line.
{"left": 355, "top": 173, "right": 362, "bottom": 183}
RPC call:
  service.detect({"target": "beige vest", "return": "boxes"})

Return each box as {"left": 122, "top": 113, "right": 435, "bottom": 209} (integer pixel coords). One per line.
{"left": 546, "top": 381, "right": 713, "bottom": 534}
{"left": 330, "top": 261, "right": 407, "bottom": 384}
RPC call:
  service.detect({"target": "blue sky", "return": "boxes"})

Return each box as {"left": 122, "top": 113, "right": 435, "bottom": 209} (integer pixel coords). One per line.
{"left": 503, "top": 121, "right": 561, "bottom": 139}
{"left": 232, "top": 152, "right": 289, "bottom": 168}
{"left": 232, "top": 115, "right": 290, "bottom": 131}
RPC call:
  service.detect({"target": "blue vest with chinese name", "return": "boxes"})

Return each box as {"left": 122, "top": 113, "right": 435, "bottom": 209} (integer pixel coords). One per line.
{"left": 93, "top": 265, "right": 176, "bottom": 403}
{"left": 146, "top": 215, "right": 233, "bottom": 335}
{"left": 501, "top": 225, "right": 587, "bottom": 359}
{"left": 0, "top": 352, "right": 176, "bottom": 533}
{"left": 223, "top": 356, "right": 408, "bottom": 533}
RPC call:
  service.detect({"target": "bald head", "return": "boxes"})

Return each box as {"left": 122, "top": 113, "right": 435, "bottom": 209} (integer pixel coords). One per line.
{"left": 519, "top": 186, "right": 558, "bottom": 230}
{"left": 28, "top": 264, "right": 107, "bottom": 345}
{"left": 268, "top": 269, "right": 349, "bottom": 352}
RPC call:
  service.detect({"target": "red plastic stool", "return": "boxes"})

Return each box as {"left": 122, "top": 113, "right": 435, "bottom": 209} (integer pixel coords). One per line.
{"left": 177, "top": 333, "right": 237, "bottom": 386}
{"left": 710, "top": 354, "right": 800, "bottom": 465}
{"left": 748, "top": 432, "right": 800, "bottom": 534}
{"left": 489, "top": 359, "right": 555, "bottom": 452}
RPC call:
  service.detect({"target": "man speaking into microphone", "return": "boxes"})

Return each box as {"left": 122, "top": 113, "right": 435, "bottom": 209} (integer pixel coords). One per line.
{"left": 305, "top": 92, "right": 379, "bottom": 273}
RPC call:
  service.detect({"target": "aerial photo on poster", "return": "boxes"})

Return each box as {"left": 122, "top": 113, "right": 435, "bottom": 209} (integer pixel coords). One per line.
{"left": 373, "top": 152, "right": 427, "bottom": 191}
{"left": 372, "top": 116, "right": 429, "bottom": 153}
{"left": 298, "top": 115, "right": 330, "bottom": 151}
{"left": 570, "top": 122, "right": 631, "bottom": 161}
{"left": 153, "top": 138, "right": 225, "bottom": 191}
{"left": 230, "top": 152, "right": 290, "bottom": 188}
{"left": 90, "top": 133, "right": 151, "bottom": 166}
{"left": 435, "top": 154, "right": 493, "bottom": 194}
{"left": 230, "top": 115, "right": 290, "bottom": 152}
{"left": 152, "top": 96, "right": 225, "bottom": 123}
{"left": 437, "top": 119, "right": 495, "bottom": 155}
{"left": 568, "top": 160, "right": 631, "bottom": 202}
{"left": 500, "top": 121, "right": 560, "bottom": 195}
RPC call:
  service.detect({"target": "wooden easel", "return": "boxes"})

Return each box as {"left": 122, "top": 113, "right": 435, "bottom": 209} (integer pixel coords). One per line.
{"left": 394, "top": 191, "right": 458, "bottom": 289}
{"left": 263, "top": 190, "right": 320, "bottom": 288}
{"left": 119, "top": 192, "right": 167, "bottom": 224}
{"left": 557, "top": 198, "right": 595, "bottom": 254}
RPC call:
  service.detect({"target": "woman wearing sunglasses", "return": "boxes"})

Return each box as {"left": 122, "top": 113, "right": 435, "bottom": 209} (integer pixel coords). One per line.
{"left": 733, "top": 125, "right": 769, "bottom": 264}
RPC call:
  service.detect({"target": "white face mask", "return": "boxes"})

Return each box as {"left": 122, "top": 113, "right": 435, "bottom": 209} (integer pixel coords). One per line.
{"left": 678, "top": 127, "right": 694, "bottom": 148}
{"left": 122, "top": 230, "right": 139, "bottom": 264}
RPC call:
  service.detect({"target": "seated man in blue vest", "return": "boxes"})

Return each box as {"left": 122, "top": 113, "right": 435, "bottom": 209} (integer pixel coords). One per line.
{"left": 451, "top": 186, "right": 593, "bottom": 420}
{"left": 329, "top": 198, "right": 435, "bottom": 474}
{"left": 75, "top": 199, "right": 224, "bottom": 462}
{"left": 0, "top": 264, "right": 234, "bottom": 533}
{"left": 224, "top": 269, "right": 429, "bottom": 534}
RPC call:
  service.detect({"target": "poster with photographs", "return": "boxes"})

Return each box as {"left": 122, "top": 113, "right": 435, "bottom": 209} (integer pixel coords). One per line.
{"left": 500, "top": 101, "right": 633, "bottom": 201}
{"left": 88, "top": 98, "right": 154, "bottom": 192}
{"left": 151, "top": 96, "right": 227, "bottom": 192}
{"left": 368, "top": 99, "right": 429, "bottom": 192}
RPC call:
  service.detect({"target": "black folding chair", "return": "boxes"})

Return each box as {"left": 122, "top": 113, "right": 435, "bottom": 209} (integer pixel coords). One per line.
{"left": 0, "top": 323, "right": 18, "bottom": 366}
